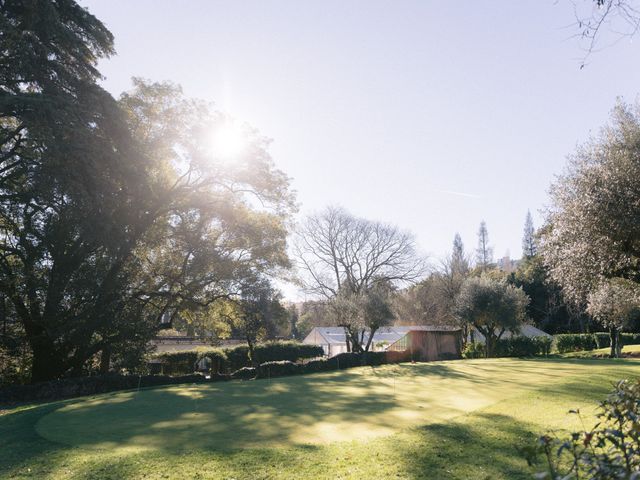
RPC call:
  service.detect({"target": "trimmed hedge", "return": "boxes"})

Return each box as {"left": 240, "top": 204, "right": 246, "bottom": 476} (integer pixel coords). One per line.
{"left": 236, "top": 350, "right": 415, "bottom": 380}
{"left": 151, "top": 341, "right": 324, "bottom": 376}
{"left": 554, "top": 333, "right": 640, "bottom": 353}
{"left": 495, "top": 336, "right": 552, "bottom": 357}
{"left": 462, "top": 336, "right": 552, "bottom": 359}
{"left": 1, "top": 350, "right": 416, "bottom": 404}
{"left": 0, "top": 372, "right": 230, "bottom": 405}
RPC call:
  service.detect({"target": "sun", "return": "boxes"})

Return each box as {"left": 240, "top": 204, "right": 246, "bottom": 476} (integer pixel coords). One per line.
{"left": 210, "top": 120, "right": 247, "bottom": 161}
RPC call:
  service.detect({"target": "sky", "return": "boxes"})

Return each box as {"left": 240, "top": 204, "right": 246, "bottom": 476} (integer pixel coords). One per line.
{"left": 80, "top": 0, "right": 640, "bottom": 297}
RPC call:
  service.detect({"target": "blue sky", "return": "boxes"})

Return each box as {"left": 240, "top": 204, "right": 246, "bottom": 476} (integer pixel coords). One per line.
{"left": 81, "top": 0, "right": 640, "bottom": 273}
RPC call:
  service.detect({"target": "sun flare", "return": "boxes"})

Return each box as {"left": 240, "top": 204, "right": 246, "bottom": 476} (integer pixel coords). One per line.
{"left": 210, "top": 121, "right": 247, "bottom": 160}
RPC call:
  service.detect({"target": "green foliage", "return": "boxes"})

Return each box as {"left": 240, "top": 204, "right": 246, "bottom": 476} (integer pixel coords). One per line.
{"left": 494, "top": 337, "right": 552, "bottom": 357}
{"left": 510, "top": 255, "right": 582, "bottom": 334}
{"left": 0, "top": 373, "right": 212, "bottom": 405}
{"left": 541, "top": 101, "right": 640, "bottom": 308}
{"left": 555, "top": 333, "right": 598, "bottom": 353}
{"left": 0, "top": 0, "right": 295, "bottom": 383}
{"left": 555, "top": 332, "right": 640, "bottom": 353}
{"left": 463, "top": 337, "right": 552, "bottom": 359}
{"left": 523, "top": 379, "right": 640, "bottom": 479}
{"left": 455, "top": 277, "right": 530, "bottom": 357}
{"left": 239, "top": 350, "right": 413, "bottom": 380}
{"left": 461, "top": 342, "right": 485, "bottom": 359}
{"left": 151, "top": 341, "right": 324, "bottom": 375}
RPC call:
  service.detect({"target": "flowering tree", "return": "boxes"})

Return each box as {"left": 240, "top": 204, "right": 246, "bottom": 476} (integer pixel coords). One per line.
{"left": 541, "top": 101, "right": 640, "bottom": 334}
{"left": 587, "top": 279, "right": 640, "bottom": 357}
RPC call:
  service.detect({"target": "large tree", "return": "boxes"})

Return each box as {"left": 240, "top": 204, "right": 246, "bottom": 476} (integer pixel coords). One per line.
{"left": 295, "top": 206, "right": 424, "bottom": 350}
{"left": 0, "top": 3, "right": 294, "bottom": 381}
{"left": 454, "top": 277, "right": 529, "bottom": 357}
{"left": 540, "top": 101, "right": 640, "bottom": 333}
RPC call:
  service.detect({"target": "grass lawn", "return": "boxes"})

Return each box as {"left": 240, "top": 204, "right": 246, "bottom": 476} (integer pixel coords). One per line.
{"left": 2, "top": 357, "right": 639, "bottom": 479}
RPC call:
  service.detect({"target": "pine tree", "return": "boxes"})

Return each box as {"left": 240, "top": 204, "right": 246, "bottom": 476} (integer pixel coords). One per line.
{"left": 451, "top": 233, "right": 469, "bottom": 275}
{"left": 476, "top": 221, "right": 493, "bottom": 271}
{"left": 522, "top": 210, "right": 537, "bottom": 258}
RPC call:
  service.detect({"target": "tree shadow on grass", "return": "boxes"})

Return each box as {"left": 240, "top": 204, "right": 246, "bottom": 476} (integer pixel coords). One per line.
{"left": 397, "top": 412, "right": 539, "bottom": 480}
{"left": 0, "top": 403, "right": 69, "bottom": 478}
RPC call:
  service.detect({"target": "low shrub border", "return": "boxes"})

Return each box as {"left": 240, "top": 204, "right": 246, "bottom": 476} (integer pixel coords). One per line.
{"left": 0, "top": 350, "right": 416, "bottom": 405}
{"left": 462, "top": 336, "right": 552, "bottom": 359}
{"left": 150, "top": 341, "right": 325, "bottom": 376}
{"left": 0, "top": 372, "right": 230, "bottom": 406}
{"left": 554, "top": 333, "right": 640, "bottom": 353}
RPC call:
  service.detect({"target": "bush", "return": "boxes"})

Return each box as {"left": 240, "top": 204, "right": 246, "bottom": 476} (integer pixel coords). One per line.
{"left": 462, "top": 342, "right": 485, "bottom": 359}
{"left": 495, "top": 336, "right": 552, "bottom": 357}
{"left": 463, "top": 337, "right": 551, "bottom": 359}
{"left": 554, "top": 334, "right": 598, "bottom": 353}
{"left": 236, "top": 350, "right": 414, "bottom": 381}
{"left": 522, "top": 379, "right": 640, "bottom": 479}
{"left": 252, "top": 342, "right": 324, "bottom": 365}
{"left": 554, "top": 332, "right": 640, "bottom": 353}
{"left": 0, "top": 372, "right": 227, "bottom": 405}
{"left": 150, "top": 341, "right": 324, "bottom": 376}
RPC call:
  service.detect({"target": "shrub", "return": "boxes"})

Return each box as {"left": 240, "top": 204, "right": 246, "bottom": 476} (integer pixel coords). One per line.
{"left": 463, "top": 337, "right": 551, "bottom": 359}
{"left": 554, "top": 334, "right": 598, "bottom": 353}
{"left": 622, "top": 332, "right": 640, "bottom": 346}
{"left": 554, "top": 332, "right": 640, "bottom": 353}
{"left": 150, "top": 341, "right": 324, "bottom": 376}
{"left": 522, "top": 379, "right": 640, "bottom": 479}
{"left": 462, "top": 342, "right": 485, "bottom": 359}
{"left": 495, "top": 336, "right": 552, "bottom": 357}
{"left": 240, "top": 350, "right": 414, "bottom": 381}
{"left": 0, "top": 372, "right": 225, "bottom": 405}
{"left": 252, "top": 342, "right": 324, "bottom": 365}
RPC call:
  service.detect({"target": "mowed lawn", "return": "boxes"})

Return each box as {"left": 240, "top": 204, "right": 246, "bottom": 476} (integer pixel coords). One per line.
{"left": 2, "top": 358, "right": 639, "bottom": 479}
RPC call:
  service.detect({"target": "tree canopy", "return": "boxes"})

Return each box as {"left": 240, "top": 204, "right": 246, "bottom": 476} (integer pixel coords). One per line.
{"left": 0, "top": 3, "right": 295, "bottom": 381}
{"left": 540, "top": 101, "right": 640, "bottom": 313}
{"left": 454, "top": 277, "right": 529, "bottom": 357}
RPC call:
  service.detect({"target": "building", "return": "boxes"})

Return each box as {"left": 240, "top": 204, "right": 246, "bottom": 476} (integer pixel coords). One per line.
{"left": 303, "top": 325, "right": 462, "bottom": 360}
{"left": 387, "top": 329, "right": 462, "bottom": 361}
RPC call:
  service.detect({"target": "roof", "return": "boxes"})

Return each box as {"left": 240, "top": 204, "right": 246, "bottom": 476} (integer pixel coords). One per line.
{"left": 470, "top": 324, "right": 552, "bottom": 343}
{"left": 304, "top": 325, "right": 461, "bottom": 346}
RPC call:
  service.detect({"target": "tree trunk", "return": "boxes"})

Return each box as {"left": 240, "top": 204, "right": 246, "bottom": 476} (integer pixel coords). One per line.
{"left": 344, "top": 328, "right": 351, "bottom": 352}
{"left": 610, "top": 325, "right": 621, "bottom": 358}
{"left": 99, "top": 346, "right": 111, "bottom": 374}
{"left": 30, "top": 342, "right": 66, "bottom": 383}
{"left": 247, "top": 337, "right": 258, "bottom": 367}
{"left": 349, "top": 329, "right": 364, "bottom": 353}
{"left": 364, "top": 327, "right": 378, "bottom": 352}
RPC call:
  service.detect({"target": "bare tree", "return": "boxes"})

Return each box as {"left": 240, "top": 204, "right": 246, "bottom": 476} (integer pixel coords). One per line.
{"left": 568, "top": 0, "right": 640, "bottom": 67}
{"left": 294, "top": 206, "right": 426, "bottom": 351}
{"left": 294, "top": 207, "right": 426, "bottom": 298}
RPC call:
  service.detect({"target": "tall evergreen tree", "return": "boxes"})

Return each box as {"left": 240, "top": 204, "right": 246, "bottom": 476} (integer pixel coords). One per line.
{"left": 451, "top": 233, "right": 467, "bottom": 274}
{"left": 476, "top": 221, "right": 493, "bottom": 271}
{"left": 522, "top": 210, "right": 537, "bottom": 258}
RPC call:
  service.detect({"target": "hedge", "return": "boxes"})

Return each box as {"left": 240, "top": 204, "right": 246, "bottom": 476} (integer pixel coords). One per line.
{"left": 0, "top": 372, "right": 230, "bottom": 405}
{"left": 554, "top": 333, "right": 640, "bottom": 353}
{"left": 462, "top": 336, "right": 552, "bottom": 359}
{"left": 151, "top": 341, "right": 324, "bottom": 376}
{"left": 1, "top": 350, "right": 416, "bottom": 404}
{"left": 236, "top": 350, "right": 415, "bottom": 380}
